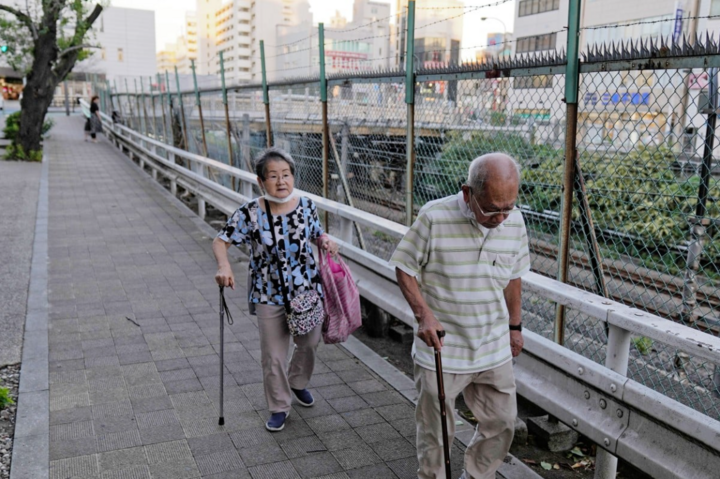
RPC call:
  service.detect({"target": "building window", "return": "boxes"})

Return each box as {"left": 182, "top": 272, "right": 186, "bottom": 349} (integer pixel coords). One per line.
{"left": 117, "top": 48, "right": 123, "bottom": 61}
{"left": 516, "top": 33, "right": 557, "bottom": 53}
{"left": 514, "top": 75, "right": 553, "bottom": 89}
{"left": 712, "top": 0, "right": 720, "bottom": 14}
{"left": 518, "top": 0, "right": 560, "bottom": 17}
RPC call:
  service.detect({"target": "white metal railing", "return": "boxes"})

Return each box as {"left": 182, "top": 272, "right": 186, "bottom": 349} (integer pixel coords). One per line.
{"left": 96, "top": 106, "right": 720, "bottom": 479}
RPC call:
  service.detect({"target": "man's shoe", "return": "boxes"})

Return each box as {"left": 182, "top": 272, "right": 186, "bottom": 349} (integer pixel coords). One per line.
{"left": 291, "top": 388, "right": 315, "bottom": 407}
{"left": 265, "top": 411, "right": 289, "bottom": 432}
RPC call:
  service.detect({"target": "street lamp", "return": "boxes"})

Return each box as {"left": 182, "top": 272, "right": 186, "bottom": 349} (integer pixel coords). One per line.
{"left": 481, "top": 17, "right": 508, "bottom": 57}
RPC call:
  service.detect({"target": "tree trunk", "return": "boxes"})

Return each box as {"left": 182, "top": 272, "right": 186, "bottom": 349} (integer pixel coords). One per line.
{"left": 16, "top": 27, "right": 58, "bottom": 156}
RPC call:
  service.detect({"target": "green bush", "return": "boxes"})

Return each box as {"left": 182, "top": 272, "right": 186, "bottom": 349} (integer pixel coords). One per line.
{"left": 0, "top": 386, "right": 14, "bottom": 410}
{"left": 2, "top": 111, "right": 53, "bottom": 161}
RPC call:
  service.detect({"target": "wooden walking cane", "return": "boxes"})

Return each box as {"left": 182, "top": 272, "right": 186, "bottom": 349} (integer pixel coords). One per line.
{"left": 433, "top": 330, "right": 452, "bottom": 479}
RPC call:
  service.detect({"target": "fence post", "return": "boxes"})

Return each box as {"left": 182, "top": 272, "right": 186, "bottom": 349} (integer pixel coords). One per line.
{"left": 140, "top": 77, "right": 151, "bottom": 139}
{"left": 63, "top": 81, "right": 70, "bottom": 116}
{"left": 113, "top": 80, "right": 123, "bottom": 122}
{"left": 404, "top": 0, "right": 416, "bottom": 227}
{"left": 191, "top": 59, "right": 209, "bottom": 157}
{"left": 165, "top": 70, "right": 178, "bottom": 150}
{"left": 158, "top": 73, "right": 169, "bottom": 144}
{"left": 175, "top": 66, "right": 189, "bottom": 151}
{"left": 220, "top": 51, "right": 236, "bottom": 191}
{"left": 260, "top": 40, "right": 272, "bottom": 147}
{"left": 125, "top": 78, "right": 136, "bottom": 131}
{"left": 134, "top": 78, "right": 145, "bottom": 136}
{"left": 241, "top": 113, "right": 253, "bottom": 199}
{"left": 594, "top": 324, "right": 632, "bottom": 479}
{"left": 554, "top": 0, "right": 581, "bottom": 346}
{"left": 319, "top": 24, "right": 329, "bottom": 228}
{"left": 149, "top": 76, "right": 157, "bottom": 141}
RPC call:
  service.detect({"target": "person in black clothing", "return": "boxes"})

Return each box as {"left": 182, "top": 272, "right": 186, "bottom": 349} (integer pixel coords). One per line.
{"left": 84, "top": 95, "right": 103, "bottom": 143}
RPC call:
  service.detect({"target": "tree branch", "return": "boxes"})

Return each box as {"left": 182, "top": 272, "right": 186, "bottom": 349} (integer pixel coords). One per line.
{"left": 59, "top": 44, "right": 100, "bottom": 57}
{"left": 0, "top": 5, "right": 37, "bottom": 40}
{"left": 52, "top": 4, "right": 103, "bottom": 80}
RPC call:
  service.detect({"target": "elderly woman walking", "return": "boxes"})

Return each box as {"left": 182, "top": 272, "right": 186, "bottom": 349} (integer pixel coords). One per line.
{"left": 212, "top": 147, "right": 338, "bottom": 432}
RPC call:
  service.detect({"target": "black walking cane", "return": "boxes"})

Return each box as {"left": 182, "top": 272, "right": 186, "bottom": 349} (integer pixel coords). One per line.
{"left": 433, "top": 330, "right": 452, "bottom": 479}
{"left": 218, "top": 286, "right": 234, "bottom": 425}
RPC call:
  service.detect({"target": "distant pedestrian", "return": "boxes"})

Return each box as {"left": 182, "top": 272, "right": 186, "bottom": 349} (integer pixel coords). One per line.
{"left": 212, "top": 147, "right": 339, "bottom": 432}
{"left": 390, "top": 153, "right": 531, "bottom": 479}
{"left": 83, "top": 95, "right": 103, "bottom": 143}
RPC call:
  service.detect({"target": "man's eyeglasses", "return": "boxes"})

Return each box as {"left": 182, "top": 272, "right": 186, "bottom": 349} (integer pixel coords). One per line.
{"left": 467, "top": 188, "right": 518, "bottom": 218}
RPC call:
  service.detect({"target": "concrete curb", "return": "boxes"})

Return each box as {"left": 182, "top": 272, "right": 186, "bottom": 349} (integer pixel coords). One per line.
{"left": 11, "top": 155, "right": 50, "bottom": 479}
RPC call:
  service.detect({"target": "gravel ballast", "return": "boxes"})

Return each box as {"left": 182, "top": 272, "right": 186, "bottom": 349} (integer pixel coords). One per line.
{"left": 0, "top": 364, "right": 19, "bottom": 479}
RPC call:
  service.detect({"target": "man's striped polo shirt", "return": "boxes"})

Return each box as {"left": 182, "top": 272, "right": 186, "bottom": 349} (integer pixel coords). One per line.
{"left": 389, "top": 192, "right": 531, "bottom": 374}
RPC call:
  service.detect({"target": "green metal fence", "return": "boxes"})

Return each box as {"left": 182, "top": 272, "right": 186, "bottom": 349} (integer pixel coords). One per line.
{"left": 108, "top": 33, "right": 720, "bottom": 420}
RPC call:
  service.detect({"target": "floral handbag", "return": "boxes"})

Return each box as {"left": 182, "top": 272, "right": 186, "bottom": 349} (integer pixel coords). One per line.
{"left": 264, "top": 199, "right": 325, "bottom": 336}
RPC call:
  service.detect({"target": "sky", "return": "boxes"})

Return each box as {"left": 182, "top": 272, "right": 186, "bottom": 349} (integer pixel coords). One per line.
{"left": 109, "top": 0, "right": 515, "bottom": 60}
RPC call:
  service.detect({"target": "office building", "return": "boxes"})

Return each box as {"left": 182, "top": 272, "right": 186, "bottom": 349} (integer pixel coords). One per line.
{"left": 395, "top": 0, "right": 463, "bottom": 68}
{"left": 275, "top": 0, "right": 393, "bottom": 79}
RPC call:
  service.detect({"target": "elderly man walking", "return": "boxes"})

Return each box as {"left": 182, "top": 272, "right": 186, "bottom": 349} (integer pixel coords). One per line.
{"left": 390, "top": 153, "right": 531, "bottom": 479}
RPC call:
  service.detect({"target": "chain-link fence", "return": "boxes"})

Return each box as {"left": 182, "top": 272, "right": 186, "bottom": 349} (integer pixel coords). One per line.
{"left": 110, "top": 38, "right": 720, "bottom": 419}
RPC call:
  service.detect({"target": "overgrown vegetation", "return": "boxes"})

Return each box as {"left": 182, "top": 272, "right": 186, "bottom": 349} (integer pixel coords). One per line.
{"left": 417, "top": 131, "right": 720, "bottom": 274}
{"left": 2, "top": 111, "right": 54, "bottom": 161}
{"left": 0, "top": 386, "right": 13, "bottom": 410}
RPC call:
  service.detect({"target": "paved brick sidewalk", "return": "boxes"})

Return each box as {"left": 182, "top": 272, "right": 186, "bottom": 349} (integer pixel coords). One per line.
{"left": 43, "top": 116, "right": 470, "bottom": 479}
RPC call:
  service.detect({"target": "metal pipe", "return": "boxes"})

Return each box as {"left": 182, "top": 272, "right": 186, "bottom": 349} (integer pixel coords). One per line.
{"left": 404, "top": 0, "right": 416, "bottom": 227}
{"left": 260, "top": 40, "right": 273, "bottom": 147}
{"left": 175, "top": 66, "right": 189, "bottom": 151}
{"left": 134, "top": 78, "right": 144, "bottom": 135}
{"left": 319, "top": 24, "right": 329, "bottom": 228}
{"left": 124, "top": 78, "right": 136, "bottom": 131}
{"left": 113, "top": 80, "right": 123, "bottom": 122}
{"left": 140, "top": 77, "right": 151, "bottom": 138}
{"left": 574, "top": 158, "right": 608, "bottom": 298}
{"left": 329, "top": 126, "right": 366, "bottom": 250}
{"left": 191, "top": 59, "right": 209, "bottom": 158}
{"left": 158, "top": 73, "right": 169, "bottom": 144}
{"left": 554, "top": 0, "right": 582, "bottom": 346}
{"left": 220, "top": 51, "right": 236, "bottom": 191}
{"left": 63, "top": 81, "right": 70, "bottom": 116}
{"left": 681, "top": 68, "right": 717, "bottom": 326}
{"left": 149, "top": 76, "right": 157, "bottom": 140}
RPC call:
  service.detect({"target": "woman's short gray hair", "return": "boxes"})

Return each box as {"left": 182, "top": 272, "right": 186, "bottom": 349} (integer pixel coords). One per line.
{"left": 467, "top": 153, "right": 521, "bottom": 193}
{"left": 254, "top": 147, "right": 296, "bottom": 180}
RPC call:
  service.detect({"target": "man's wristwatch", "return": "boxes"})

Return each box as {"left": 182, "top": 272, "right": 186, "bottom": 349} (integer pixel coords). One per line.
{"left": 509, "top": 323, "right": 522, "bottom": 332}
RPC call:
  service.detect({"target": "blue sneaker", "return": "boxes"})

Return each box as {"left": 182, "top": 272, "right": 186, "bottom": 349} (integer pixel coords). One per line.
{"left": 292, "top": 388, "right": 315, "bottom": 407}
{"left": 265, "top": 411, "right": 289, "bottom": 432}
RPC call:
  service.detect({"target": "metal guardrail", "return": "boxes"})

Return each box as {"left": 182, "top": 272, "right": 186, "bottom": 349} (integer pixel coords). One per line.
{"left": 96, "top": 107, "right": 720, "bottom": 479}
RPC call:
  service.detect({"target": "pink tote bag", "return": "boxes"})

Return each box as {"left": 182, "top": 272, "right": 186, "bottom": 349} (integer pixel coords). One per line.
{"left": 319, "top": 252, "right": 362, "bottom": 344}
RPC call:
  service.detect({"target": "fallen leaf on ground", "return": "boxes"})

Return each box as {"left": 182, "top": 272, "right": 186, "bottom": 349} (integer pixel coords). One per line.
{"left": 541, "top": 462, "right": 552, "bottom": 470}
{"left": 522, "top": 459, "right": 537, "bottom": 465}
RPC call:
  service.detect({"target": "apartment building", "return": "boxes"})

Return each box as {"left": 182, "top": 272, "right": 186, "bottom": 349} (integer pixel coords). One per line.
{"left": 76, "top": 7, "right": 157, "bottom": 83}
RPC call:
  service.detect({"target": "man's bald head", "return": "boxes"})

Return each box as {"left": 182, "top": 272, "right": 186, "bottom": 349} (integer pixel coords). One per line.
{"left": 466, "top": 153, "right": 521, "bottom": 194}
